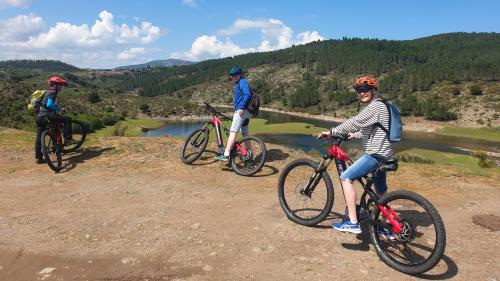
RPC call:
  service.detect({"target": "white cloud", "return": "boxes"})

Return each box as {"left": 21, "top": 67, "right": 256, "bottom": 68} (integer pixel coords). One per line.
{"left": 117, "top": 47, "right": 162, "bottom": 60}
{"left": 182, "top": 0, "right": 196, "bottom": 7}
{"left": 172, "top": 18, "right": 325, "bottom": 61}
{"left": 0, "top": 13, "right": 43, "bottom": 42}
{"left": 172, "top": 35, "right": 253, "bottom": 61}
{"left": 296, "top": 31, "right": 325, "bottom": 44}
{"left": 0, "top": 10, "right": 162, "bottom": 68}
{"left": 0, "top": 0, "right": 29, "bottom": 8}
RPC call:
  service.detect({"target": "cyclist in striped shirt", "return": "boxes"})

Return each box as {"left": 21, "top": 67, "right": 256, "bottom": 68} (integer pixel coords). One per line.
{"left": 318, "top": 76, "right": 393, "bottom": 234}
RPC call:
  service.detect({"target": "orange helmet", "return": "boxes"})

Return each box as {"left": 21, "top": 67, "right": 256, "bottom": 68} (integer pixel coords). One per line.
{"left": 353, "top": 76, "right": 377, "bottom": 91}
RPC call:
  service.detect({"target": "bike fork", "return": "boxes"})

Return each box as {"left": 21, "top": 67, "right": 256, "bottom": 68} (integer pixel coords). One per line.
{"left": 304, "top": 157, "right": 331, "bottom": 196}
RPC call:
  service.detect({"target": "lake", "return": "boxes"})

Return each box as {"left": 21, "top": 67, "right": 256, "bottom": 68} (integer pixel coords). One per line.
{"left": 146, "top": 110, "right": 500, "bottom": 156}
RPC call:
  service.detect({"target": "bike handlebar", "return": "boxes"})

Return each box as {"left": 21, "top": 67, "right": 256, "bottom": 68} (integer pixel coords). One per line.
{"left": 203, "top": 102, "right": 231, "bottom": 120}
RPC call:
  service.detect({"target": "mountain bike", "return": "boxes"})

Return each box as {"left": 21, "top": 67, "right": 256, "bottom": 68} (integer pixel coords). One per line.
{"left": 277, "top": 135, "right": 446, "bottom": 275}
{"left": 41, "top": 116, "right": 87, "bottom": 172}
{"left": 179, "top": 102, "right": 266, "bottom": 176}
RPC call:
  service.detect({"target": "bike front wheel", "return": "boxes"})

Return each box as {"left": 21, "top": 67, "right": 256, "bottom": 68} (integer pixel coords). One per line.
{"left": 277, "top": 158, "right": 334, "bottom": 226}
{"left": 369, "top": 190, "right": 446, "bottom": 275}
{"left": 41, "top": 130, "right": 62, "bottom": 172}
{"left": 230, "top": 136, "right": 266, "bottom": 176}
{"left": 180, "top": 128, "right": 209, "bottom": 164}
{"left": 62, "top": 120, "right": 87, "bottom": 153}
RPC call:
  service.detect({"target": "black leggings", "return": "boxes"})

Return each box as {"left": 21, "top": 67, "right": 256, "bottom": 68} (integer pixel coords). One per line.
{"left": 35, "top": 115, "right": 73, "bottom": 159}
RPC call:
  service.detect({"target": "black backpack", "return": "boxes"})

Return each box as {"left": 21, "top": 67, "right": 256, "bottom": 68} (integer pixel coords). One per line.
{"left": 247, "top": 87, "right": 260, "bottom": 116}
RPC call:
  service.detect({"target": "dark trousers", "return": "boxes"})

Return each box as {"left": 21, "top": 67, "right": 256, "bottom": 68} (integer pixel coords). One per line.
{"left": 35, "top": 114, "right": 73, "bottom": 159}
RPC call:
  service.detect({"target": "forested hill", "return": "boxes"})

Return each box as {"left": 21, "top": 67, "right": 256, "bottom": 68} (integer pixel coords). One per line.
{"left": 115, "top": 32, "right": 499, "bottom": 126}
{"left": 118, "top": 32, "right": 499, "bottom": 97}
{"left": 0, "top": 60, "right": 80, "bottom": 72}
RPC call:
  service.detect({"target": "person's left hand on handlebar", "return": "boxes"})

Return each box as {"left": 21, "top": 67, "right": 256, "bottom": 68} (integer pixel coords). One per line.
{"left": 60, "top": 108, "right": 66, "bottom": 114}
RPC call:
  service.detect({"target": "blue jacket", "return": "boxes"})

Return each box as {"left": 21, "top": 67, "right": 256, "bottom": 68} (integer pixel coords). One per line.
{"left": 233, "top": 77, "right": 252, "bottom": 111}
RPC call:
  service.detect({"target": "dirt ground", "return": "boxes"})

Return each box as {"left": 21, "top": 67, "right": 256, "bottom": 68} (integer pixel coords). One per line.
{"left": 0, "top": 131, "right": 499, "bottom": 281}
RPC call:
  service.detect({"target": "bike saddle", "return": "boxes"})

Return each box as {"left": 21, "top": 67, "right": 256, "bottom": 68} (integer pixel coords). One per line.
{"left": 379, "top": 158, "right": 399, "bottom": 172}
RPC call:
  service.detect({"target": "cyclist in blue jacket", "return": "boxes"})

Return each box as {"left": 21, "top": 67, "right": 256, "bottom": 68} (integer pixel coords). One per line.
{"left": 35, "top": 76, "right": 74, "bottom": 163}
{"left": 215, "top": 66, "right": 252, "bottom": 161}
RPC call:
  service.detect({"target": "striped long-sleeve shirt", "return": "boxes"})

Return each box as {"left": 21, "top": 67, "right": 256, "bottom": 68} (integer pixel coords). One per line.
{"left": 330, "top": 98, "right": 393, "bottom": 159}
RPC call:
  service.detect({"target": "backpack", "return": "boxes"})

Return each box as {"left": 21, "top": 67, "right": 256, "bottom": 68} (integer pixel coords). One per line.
{"left": 247, "top": 87, "right": 260, "bottom": 116}
{"left": 239, "top": 82, "right": 260, "bottom": 116}
{"left": 27, "top": 90, "right": 46, "bottom": 112}
{"left": 374, "top": 99, "right": 403, "bottom": 142}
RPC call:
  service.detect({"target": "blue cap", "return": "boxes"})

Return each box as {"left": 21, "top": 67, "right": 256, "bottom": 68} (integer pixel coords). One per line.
{"left": 228, "top": 66, "right": 242, "bottom": 76}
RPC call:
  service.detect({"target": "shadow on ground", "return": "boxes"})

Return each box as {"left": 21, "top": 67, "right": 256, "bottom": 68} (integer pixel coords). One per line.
{"left": 59, "top": 146, "right": 115, "bottom": 173}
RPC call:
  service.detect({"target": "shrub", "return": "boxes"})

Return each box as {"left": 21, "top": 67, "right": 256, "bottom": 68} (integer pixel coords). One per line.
{"left": 112, "top": 123, "right": 127, "bottom": 136}
{"left": 87, "top": 92, "right": 101, "bottom": 103}
{"left": 139, "top": 103, "right": 150, "bottom": 112}
{"left": 469, "top": 84, "right": 483, "bottom": 96}
{"left": 472, "top": 151, "right": 496, "bottom": 168}
{"left": 397, "top": 153, "right": 434, "bottom": 164}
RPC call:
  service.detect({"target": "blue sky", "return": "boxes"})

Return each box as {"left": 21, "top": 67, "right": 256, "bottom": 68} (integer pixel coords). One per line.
{"left": 0, "top": 0, "right": 498, "bottom": 68}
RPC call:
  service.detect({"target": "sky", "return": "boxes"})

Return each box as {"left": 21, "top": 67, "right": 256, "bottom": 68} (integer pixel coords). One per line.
{"left": 0, "top": 0, "right": 498, "bottom": 69}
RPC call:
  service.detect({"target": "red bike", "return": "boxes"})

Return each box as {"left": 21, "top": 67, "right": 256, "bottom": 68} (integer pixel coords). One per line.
{"left": 41, "top": 117, "right": 86, "bottom": 172}
{"left": 277, "top": 135, "right": 446, "bottom": 275}
{"left": 180, "top": 102, "right": 266, "bottom": 176}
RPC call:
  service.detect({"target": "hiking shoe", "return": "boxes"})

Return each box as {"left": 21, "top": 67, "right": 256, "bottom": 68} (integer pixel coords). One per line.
{"left": 377, "top": 227, "right": 396, "bottom": 240}
{"left": 215, "top": 154, "right": 229, "bottom": 161}
{"left": 35, "top": 158, "right": 45, "bottom": 164}
{"left": 331, "top": 220, "right": 361, "bottom": 234}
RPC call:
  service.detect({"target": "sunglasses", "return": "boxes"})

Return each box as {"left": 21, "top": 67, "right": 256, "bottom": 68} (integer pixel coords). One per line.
{"left": 355, "top": 86, "right": 372, "bottom": 94}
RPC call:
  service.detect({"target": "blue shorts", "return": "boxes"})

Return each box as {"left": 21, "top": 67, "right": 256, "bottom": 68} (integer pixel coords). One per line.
{"left": 339, "top": 153, "right": 388, "bottom": 195}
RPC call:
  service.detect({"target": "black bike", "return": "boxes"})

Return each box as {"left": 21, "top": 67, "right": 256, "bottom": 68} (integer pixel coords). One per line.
{"left": 277, "top": 135, "right": 446, "bottom": 275}
{"left": 41, "top": 117, "right": 87, "bottom": 172}
{"left": 180, "top": 102, "right": 266, "bottom": 176}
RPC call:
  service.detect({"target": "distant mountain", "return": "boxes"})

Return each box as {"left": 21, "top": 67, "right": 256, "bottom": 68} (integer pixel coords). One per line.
{"left": 0, "top": 60, "right": 80, "bottom": 72}
{"left": 114, "top": 59, "right": 194, "bottom": 70}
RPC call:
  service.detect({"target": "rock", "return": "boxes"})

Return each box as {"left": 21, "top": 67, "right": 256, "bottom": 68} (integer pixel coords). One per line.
{"left": 85, "top": 234, "right": 91, "bottom": 241}
{"left": 39, "top": 267, "right": 56, "bottom": 280}
{"left": 209, "top": 252, "right": 217, "bottom": 256}
{"left": 202, "top": 265, "right": 212, "bottom": 271}
{"left": 121, "top": 257, "right": 139, "bottom": 265}
{"left": 191, "top": 223, "right": 200, "bottom": 230}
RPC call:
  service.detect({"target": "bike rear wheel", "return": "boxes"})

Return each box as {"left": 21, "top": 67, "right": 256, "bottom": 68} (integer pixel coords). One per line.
{"left": 278, "top": 158, "right": 334, "bottom": 226}
{"left": 62, "top": 120, "right": 87, "bottom": 153}
{"left": 369, "top": 190, "right": 446, "bottom": 275}
{"left": 180, "top": 128, "right": 209, "bottom": 164}
{"left": 41, "top": 130, "right": 62, "bottom": 172}
{"left": 230, "top": 136, "right": 266, "bottom": 176}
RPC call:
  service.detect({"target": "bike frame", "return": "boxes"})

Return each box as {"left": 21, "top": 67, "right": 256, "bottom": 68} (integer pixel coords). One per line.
{"left": 47, "top": 120, "right": 64, "bottom": 146}
{"left": 201, "top": 109, "right": 250, "bottom": 158}
{"left": 305, "top": 138, "right": 403, "bottom": 234}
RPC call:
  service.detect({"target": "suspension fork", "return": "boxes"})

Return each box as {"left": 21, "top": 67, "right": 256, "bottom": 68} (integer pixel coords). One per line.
{"left": 303, "top": 156, "right": 333, "bottom": 196}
